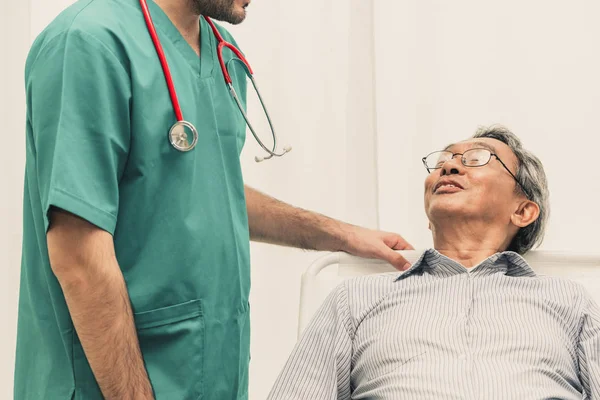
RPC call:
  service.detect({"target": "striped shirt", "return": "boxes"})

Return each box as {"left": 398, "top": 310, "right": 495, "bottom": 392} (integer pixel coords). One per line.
{"left": 267, "top": 249, "right": 600, "bottom": 399}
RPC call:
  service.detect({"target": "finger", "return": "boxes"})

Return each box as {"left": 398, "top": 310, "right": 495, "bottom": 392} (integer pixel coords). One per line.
{"left": 382, "top": 247, "right": 412, "bottom": 271}
{"left": 383, "top": 234, "right": 415, "bottom": 251}
{"left": 391, "top": 240, "right": 415, "bottom": 251}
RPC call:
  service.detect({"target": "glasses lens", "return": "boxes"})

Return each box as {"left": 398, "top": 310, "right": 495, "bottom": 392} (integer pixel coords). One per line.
{"left": 462, "top": 149, "right": 491, "bottom": 167}
{"left": 426, "top": 151, "right": 452, "bottom": 169}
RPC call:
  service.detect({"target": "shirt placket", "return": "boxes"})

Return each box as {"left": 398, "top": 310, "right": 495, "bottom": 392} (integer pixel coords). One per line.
{"left": 462, "top": 271, "right": 476, "bottom": 399}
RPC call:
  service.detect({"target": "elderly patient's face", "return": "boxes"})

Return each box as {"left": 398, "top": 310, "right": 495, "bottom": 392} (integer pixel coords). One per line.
{"left": 424, "top": 137, "right": 525, "bottom": 224}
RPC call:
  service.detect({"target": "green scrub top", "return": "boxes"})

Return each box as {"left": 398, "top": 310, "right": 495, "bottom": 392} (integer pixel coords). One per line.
{"left": 15, "top": 0, "right": 251, "bottom": 398}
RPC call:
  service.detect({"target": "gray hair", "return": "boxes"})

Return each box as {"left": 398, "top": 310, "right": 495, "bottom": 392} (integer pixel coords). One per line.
{"left": 472, "top": 125, "right": 549, "bottom": 254}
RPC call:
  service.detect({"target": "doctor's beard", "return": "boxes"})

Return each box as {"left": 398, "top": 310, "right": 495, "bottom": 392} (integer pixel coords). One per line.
{"left": 191, "top": 0, "right": 247, "bottom": 24}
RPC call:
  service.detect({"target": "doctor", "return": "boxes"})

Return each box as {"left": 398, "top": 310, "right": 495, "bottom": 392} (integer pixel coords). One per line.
{"left": 14, "top": 0, "right": 413, "bottom": 399}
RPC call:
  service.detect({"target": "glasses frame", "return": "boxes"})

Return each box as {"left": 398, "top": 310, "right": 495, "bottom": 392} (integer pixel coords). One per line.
{"left": 422, "top": 148, "right": 531, "bottom": 199}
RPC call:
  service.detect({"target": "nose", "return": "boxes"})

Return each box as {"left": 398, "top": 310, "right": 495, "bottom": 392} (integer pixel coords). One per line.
{"left": 440, "top": 155, "right": 463, "bottom": 176}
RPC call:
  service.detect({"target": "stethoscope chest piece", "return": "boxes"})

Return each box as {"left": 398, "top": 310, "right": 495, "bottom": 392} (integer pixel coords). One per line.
{"left": 169, "top": 120, "right": 198, "bottom": 152}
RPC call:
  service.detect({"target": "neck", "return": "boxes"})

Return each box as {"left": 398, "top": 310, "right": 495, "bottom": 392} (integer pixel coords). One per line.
{"left": 153, "top": 0, "right": 201, "bottom": 54}
{"left": 431, "top": 219, "right": 513, "bottom": 268}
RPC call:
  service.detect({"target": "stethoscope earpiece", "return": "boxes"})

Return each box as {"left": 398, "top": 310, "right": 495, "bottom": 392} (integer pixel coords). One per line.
{"left": 254, "top": 145, "right": 291, "bottom": 163}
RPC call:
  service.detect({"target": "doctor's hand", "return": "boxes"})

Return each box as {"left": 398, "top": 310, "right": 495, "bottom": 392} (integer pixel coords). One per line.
{"left": 340, "top": 225, "right": 414, "bottom": 271}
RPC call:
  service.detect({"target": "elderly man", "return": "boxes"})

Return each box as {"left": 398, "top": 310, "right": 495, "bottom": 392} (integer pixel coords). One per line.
{"left": 267, "top": 126, "right": 600, "bottom": 399}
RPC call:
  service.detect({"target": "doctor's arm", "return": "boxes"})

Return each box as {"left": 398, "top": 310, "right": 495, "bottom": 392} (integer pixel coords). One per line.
{"left": 47, "top": 209, "right": 154, "bottom": 400}
{"left": 578, "top": 292, "right": 600, "bottom": 399}
{"left": 267, "top": 284, "right": 353, "bottom": 400}
{"left": 244, "top": 186, "right": 413, "bottom": 270}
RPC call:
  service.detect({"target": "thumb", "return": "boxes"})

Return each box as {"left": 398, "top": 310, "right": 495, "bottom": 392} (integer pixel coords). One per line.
{"left": 383, "top": 248, "right": 411, "bottom": 271}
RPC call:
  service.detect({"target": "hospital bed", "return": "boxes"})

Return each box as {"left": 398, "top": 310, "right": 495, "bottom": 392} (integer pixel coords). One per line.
{"left": 298, "top": 250, "right": 600, "bottom": 337}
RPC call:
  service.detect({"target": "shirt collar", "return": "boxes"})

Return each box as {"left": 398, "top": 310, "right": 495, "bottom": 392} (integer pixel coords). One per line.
{"left": 395, "top": 248, "right": 537, "bottom": 281}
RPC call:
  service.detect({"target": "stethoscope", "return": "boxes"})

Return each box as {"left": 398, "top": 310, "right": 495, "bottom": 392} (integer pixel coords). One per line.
{"left": 139, "top": 0, "right": 291, "bottom": 162}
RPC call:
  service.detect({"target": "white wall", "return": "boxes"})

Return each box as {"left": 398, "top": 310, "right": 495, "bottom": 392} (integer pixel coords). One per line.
{"left": 1, "top": 0, "right": 378, "bottom": 399}
{"left": 374, "top": 0, "right": 600, "bottom": 251}
{"left": 0, "top": 0, "right": 30, "bottom": 398}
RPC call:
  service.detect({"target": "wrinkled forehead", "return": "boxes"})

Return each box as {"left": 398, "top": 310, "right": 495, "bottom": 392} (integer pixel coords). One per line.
{"left": 444, "top": 138, "right": 518, "bottom": 167}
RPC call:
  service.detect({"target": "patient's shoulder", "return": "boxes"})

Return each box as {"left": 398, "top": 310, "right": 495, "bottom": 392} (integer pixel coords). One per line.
{"left": 535, "top": 273, "right": 589, "bottom": 293}
{"left": 535, "top": 274, "right": 596, "bottom": 309}
{"left": 339, "top": 273, "right": 401, "bottom": 320}
{"left": 342, "top": 272, "right": 401, "bottom": 296}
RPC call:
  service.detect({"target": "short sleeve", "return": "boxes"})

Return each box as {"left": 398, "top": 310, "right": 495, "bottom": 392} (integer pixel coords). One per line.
{"left": 27, "top": 29, "right": 131, "bottom": 234}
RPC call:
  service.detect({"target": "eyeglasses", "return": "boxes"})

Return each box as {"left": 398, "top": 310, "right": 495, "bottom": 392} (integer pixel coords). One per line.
{"left": 422, "top": 148, "right": 531, "bottom": 198}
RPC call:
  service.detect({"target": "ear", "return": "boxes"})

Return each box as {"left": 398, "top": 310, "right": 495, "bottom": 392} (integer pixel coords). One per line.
{"left": 511, "top": 200, "right": 540, "bottom": 228}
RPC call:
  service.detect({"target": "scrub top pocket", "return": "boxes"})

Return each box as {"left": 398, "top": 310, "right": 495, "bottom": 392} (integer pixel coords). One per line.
{"left": 135, "top": 299, "right": 205, "bottom": 400}
{"left": 72, "top": 299, "right": 205, "bottom": 400}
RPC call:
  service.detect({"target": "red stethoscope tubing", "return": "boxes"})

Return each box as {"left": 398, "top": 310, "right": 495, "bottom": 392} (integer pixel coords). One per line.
{"left": 205, "top": 18, "right": 254, "bottom": 83}
{"left": 139, "top": 0, "right": 184, "bottom": 122}
{"left": 140, "top": 0, "right": 183, "bottom": 121}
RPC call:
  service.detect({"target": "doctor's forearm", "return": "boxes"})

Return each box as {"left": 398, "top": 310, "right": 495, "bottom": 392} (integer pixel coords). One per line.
{"left": 47, "top": 210, "right": 154, "bottom": 400}
{"left": 245, "top": 186, "right": 348, "bottom": 251}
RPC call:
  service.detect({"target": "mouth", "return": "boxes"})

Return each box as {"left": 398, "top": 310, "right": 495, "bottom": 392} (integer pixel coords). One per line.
{"left": 433, "top": 180, "right": 464, "bottom": 194}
